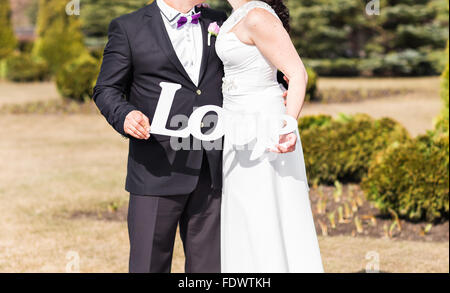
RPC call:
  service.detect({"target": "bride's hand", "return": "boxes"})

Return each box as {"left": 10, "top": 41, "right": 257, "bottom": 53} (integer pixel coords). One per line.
{"left": 270, "top": 132, "right": 297, "bottom": 153}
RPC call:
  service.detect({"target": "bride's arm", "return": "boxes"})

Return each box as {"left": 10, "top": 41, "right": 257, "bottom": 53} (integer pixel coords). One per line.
{"left": 243, "top": 8, "right": 308, "bottom": 120}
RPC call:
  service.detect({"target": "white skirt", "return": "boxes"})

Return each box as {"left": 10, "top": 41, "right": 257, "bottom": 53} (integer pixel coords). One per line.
{"left": 221, "top": 94, "right": 324, "bottom": 273}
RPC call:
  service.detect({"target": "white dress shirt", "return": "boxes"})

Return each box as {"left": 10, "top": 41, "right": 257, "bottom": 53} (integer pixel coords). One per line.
{"left": 157, "top": 0, "right": 203, "bottom": 86}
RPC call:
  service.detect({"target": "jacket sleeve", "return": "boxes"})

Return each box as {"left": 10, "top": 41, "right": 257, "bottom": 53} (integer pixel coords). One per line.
{"left": 93, "top": 18, "right": 137, "bottom": 138}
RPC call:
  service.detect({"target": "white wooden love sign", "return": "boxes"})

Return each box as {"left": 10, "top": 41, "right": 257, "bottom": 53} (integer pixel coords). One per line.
{"left": 150, "top": 82, "right": 297, "bottom": 142}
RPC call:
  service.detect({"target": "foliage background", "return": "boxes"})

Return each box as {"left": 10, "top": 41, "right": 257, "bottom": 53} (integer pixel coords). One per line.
{"left": 0, "top": 0, "right": 448, "bottom": 272}
{"left": 209, "top": 0, "right": 449, "bottom": 76}
{"left": 78, "top": 0, "right": 449, "bottom": 76}
{"left": 0, "top": 0, "right": 17, "bottom": 59}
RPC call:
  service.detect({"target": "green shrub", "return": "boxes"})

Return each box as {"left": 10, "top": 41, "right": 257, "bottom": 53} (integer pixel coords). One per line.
{"left": 32, "top": 0, "right": 87, "bottom": 74}
{"left": 18, "top": 40, "right": 35, "bottom": 54}
{"left": 3, "top": 53, "right": 49, "bottom": 82}
{"left": 56, "top": 54, "right": 100, "bottom": 101}
{"left": 81, "top": 0, "right": 150, "bottom": 46}
{"left": 384, "top": 50, "right": 435, "bottom": 76}
{"left": 306, "top": 50, "right": 442, "bottom": 77}
{"left": 360, "top": 50, "right": 436, "bottom": 76}
{"left": 305, "top": 59, "right": 360, "bottom": 77}
{"left": 395, "top": 24, "right": 448, "bottom": 50}
{"left": 362, "top": 133, "right": 449, "bottom": 222}
{"left": 300, "top": 114, "right": 410, "bottom": 184}
{"left": 305, "top": 67, "right": 318, "bottom": 102}
{"left": 0, "top": 0, "right": 17, "bottom": 59}
{"left": 435, "top": 41, "right": 449, "bottom": 134}
{"left": 358, "top": 57, "right": 384, "bottom": 77}
{"left": 361, "top": 41, "right": 449, "bottom": 222}
{"left": 298, "top": 114, "right": 332, "bottom": 132}
{"left": 89, "top": 47, "right": 104, "bottom": 61}
{"left": 426, "top": 48, "right": 448, "bottom": 74}
{"left": 0, "top": 59, "right": 6, "bottom": 79}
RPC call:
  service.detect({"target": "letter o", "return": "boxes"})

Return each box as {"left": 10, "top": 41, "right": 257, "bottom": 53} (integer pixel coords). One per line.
{"left": 188, "top": 106, "right": 225, "bottom": 141}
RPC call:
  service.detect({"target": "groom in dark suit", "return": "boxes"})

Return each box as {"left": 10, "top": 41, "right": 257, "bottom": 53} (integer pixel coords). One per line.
{"left": 93, "top": 0, "right": 227, "bottom": 273}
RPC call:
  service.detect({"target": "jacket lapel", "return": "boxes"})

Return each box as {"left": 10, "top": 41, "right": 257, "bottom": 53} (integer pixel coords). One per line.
{"left": 145, "top": 3, "right": 196, "bottom": 89}
{"left": 198, "top": 14, "right": 212, "bottom": 85}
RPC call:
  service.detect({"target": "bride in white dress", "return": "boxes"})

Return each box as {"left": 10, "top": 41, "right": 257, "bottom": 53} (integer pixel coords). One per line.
{"left": 215, "top": 0, "right": 324, "bottom": 273}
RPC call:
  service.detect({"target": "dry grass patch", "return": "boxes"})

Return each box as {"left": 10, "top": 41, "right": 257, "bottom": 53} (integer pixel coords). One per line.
{"left": 0, "top": 92, "right": 447, "bottom": 272}
{"left": 0, "top": 81, "right": 59, "bottom": 107}
{"left": 318, "top": 76, "right": 441, "bottom": 93}
{"left": 317, "top": 236, "right": 449, "bottom": 273}
{"left": 0, "top": 114, "right": 129, "bottom": 272}
{"left": 303, "top": 77, "right": 442, "bottom": 136}
{"left": 171, "top": 235, "right": 449, "bottom": 273}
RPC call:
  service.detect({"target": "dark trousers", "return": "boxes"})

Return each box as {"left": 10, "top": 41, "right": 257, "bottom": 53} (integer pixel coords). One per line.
{"left": 127, "top": 156, "right": 221, "bottom": 273}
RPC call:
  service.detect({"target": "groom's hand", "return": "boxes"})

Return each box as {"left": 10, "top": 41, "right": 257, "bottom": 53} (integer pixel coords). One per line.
{"left": 124, "top": 110, "right": 151, "bottom": 140}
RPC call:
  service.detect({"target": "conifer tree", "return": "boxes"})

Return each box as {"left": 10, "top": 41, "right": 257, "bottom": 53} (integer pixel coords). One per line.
{"left": 82, "top": 0, "right": 150, "bottom": 47}
{"left": 0, "top": 0, "right": 17, "bottom": 59}
{"left": 32, "top": 0, "right": 86, "bottom": 73}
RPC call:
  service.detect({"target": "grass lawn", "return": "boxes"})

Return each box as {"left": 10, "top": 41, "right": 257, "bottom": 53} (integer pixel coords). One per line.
{"left": 0, "top": 113, "right": 448, "bottom": 273}
{"left": 0, "top": 77, "right": 441, "bottom": 136}
{"left": 303, "top": 77, "right": 442, "bottom": 136}
{"left": 0, "top": 81, "right": 59, "bottom": 107}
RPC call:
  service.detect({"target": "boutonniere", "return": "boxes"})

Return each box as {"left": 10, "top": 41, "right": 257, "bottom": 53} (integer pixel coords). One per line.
{"left": 207, "top": 22, "right": 220, "bottom": 46}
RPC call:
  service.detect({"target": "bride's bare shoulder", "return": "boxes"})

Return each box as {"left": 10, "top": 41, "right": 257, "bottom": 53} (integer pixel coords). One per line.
{"left": 243, "top": 7, "right": 282, "bottom": 31}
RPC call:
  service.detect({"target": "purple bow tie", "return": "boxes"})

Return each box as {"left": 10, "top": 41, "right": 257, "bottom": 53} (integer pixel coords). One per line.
{"left": 177, "top": 12, "right": 201, "bottom": 28}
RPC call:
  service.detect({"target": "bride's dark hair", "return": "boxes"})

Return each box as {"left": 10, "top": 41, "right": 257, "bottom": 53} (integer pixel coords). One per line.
{"left": 261, "top": 0, "right": 290, "bottom": 33}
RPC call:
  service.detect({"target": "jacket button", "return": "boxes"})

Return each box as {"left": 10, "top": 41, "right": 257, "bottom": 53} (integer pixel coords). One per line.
{"left": 196, "top": 89, "right": 202, "bottom": 95}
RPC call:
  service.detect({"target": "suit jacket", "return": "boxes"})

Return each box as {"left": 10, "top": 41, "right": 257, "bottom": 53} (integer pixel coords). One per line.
{"left": 93, "top": 2, "right": 228, "bottom": 196}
